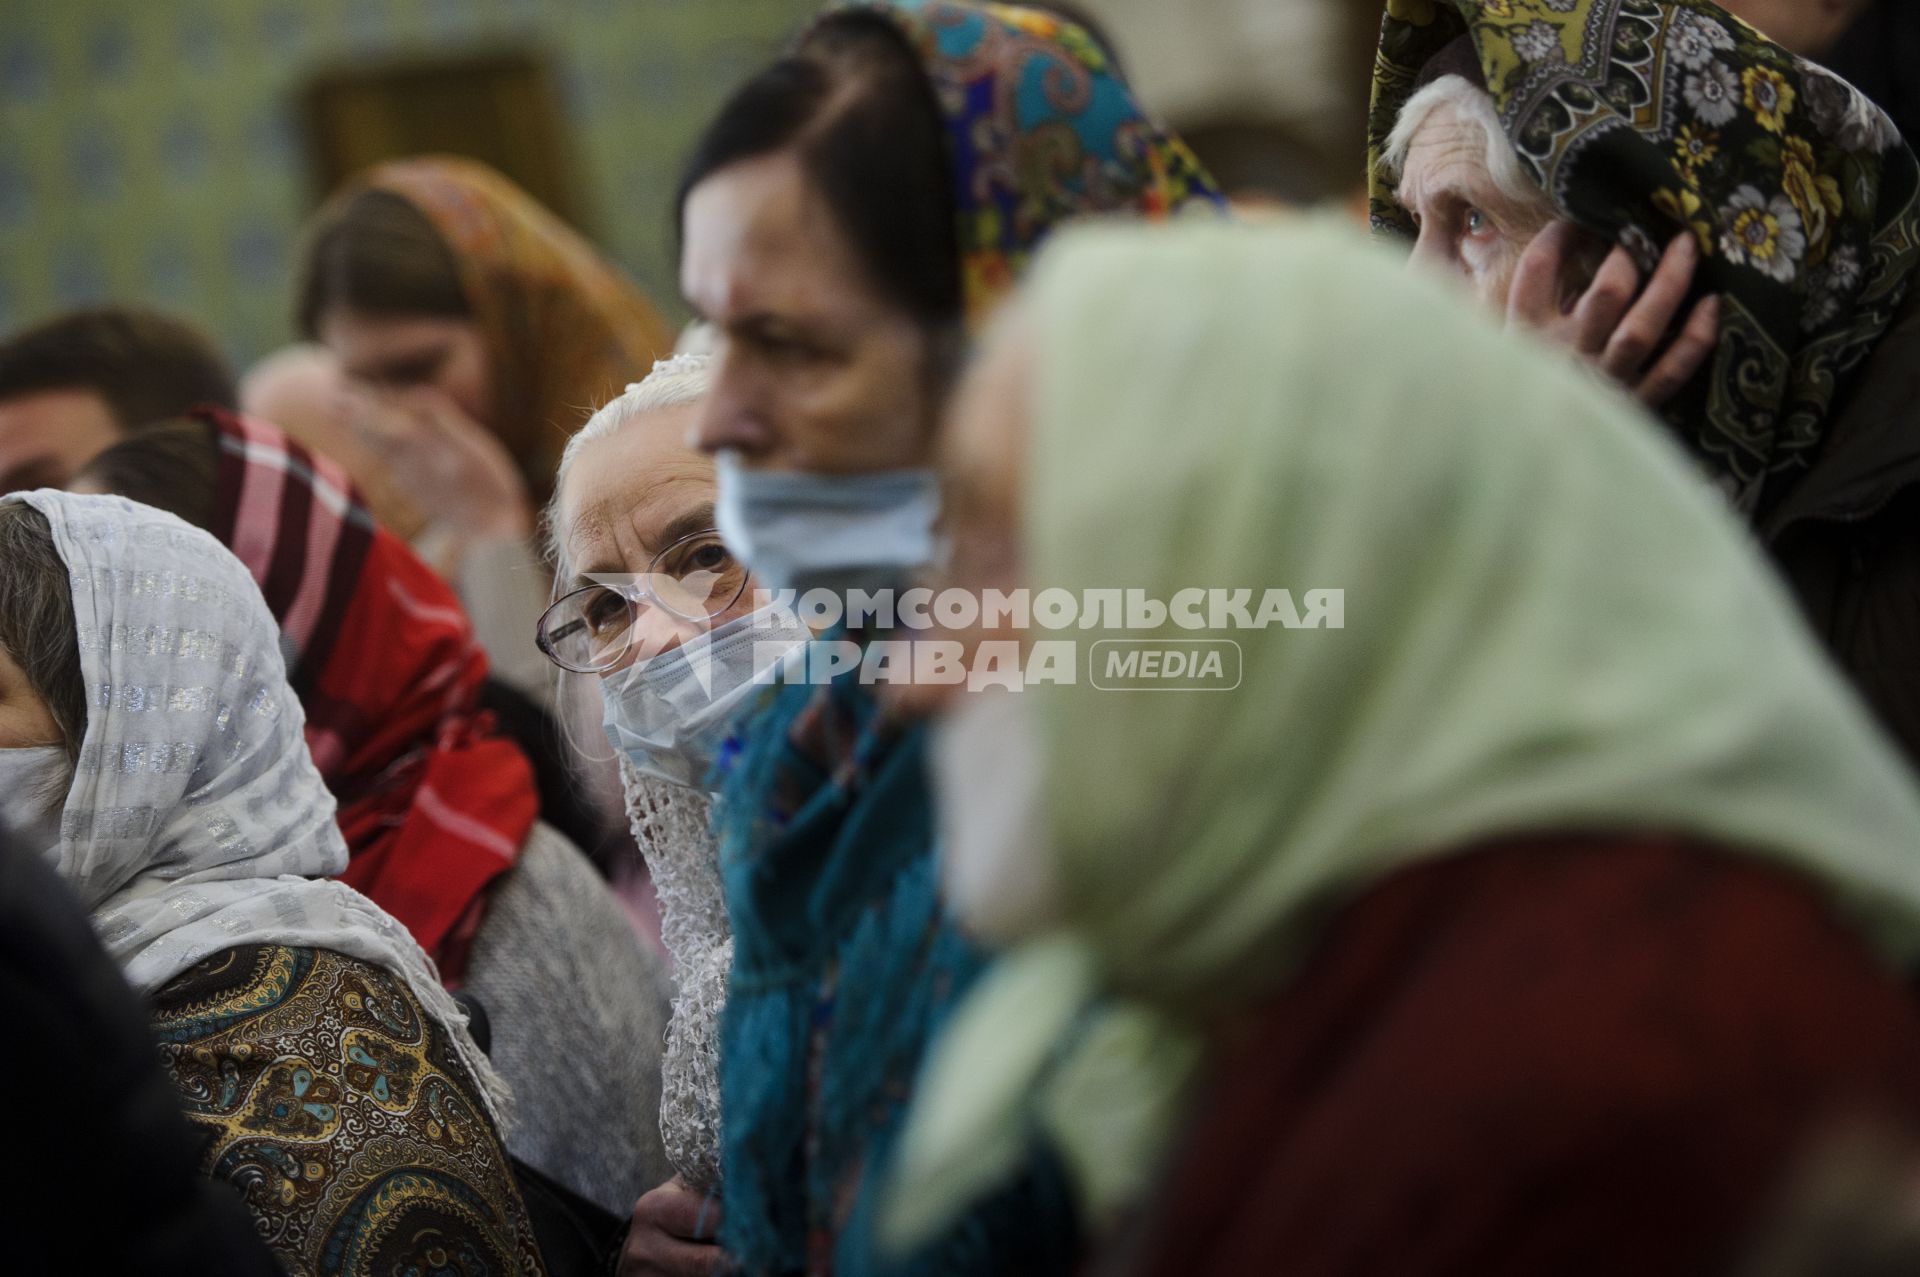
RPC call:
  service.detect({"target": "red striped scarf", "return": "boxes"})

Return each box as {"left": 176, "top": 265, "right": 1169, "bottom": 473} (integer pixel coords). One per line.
{"left": 203, "top": 407, "right": 538, "bottom": 983}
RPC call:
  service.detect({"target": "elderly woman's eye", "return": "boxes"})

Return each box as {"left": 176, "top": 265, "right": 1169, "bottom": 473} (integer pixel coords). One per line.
{"left": 585, "top": 590, "right": 629, "bottom": 634}
{"left": 1465, "top": 207, "right": 1490, "bottom": 235}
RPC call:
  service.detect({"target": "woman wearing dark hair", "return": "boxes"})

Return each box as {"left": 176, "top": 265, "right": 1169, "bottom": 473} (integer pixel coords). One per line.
{"left": 0, "top": 490, "right": 548, "bottom": 1276}
{"left": 71, "top": 410, "right": 676, "bottom": 1223}
{"left": 642, "top": 4, "right": 1221, "bottom": 1274}
{"left": 297, "top": 157, "right": 675, "bottom": 699}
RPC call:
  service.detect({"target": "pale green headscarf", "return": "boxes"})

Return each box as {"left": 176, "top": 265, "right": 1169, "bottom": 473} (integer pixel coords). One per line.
{"left": 884, "top": 217, "right": 1920, "bottom": 1249}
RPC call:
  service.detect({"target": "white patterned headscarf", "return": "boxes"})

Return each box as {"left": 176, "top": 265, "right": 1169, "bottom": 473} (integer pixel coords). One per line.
{"left": 9, "top": 489, "right": 511, "bottom": 1124}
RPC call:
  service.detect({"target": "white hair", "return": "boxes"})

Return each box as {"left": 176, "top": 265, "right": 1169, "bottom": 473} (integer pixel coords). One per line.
{"left": 541, "top": 352, "right": 717, "bottom": 770}
{"left": 1381, "top": 74, "right": 1548, "bottom": 215}
{"left": 544, "top": 352, "right": 714, "bottom": 574}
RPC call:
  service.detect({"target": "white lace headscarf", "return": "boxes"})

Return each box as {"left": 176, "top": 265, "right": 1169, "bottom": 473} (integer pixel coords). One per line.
{"left": 11, "top": 490, "right": 511, "bottom": 1126}
{"left": 550, "top": 355, "right": 731, "bottom": 1189}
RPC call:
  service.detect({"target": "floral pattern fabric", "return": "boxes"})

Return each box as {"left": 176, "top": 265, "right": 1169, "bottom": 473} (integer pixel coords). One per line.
{"left": 1366, "top": 0, "right": 1920, "bottom": 519}
{"left": 825, "top": 0, "right": 1224, "bottom": 323}
{"left": 154, "top": 944, "right": 547, "bottom": 1277}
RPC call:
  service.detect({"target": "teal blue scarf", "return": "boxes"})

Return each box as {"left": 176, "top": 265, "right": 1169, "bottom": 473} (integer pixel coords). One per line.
{"left": 714, "top": 637, "right": 1077, "bottom": 1273}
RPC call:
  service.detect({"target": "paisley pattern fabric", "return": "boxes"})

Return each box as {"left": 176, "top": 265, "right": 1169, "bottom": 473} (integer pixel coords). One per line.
{"left": 821, "top": 0, "right": 1223, "bottom": 323}
{"left": 153, "top": 944, "right": 547, "bottom": 1277}
{"left": 1366, "top": 0, "right": 1920, "bottom": 519}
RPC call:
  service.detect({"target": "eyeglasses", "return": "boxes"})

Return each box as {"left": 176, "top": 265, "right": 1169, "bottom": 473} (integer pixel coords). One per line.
{"left": 536, "top": 528, "right": 750, "bottom": 674}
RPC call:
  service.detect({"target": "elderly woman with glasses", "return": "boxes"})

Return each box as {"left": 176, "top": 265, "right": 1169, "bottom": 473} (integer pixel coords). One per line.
{"left": 538, "top": 353, "right": 809, "bottom": 1275}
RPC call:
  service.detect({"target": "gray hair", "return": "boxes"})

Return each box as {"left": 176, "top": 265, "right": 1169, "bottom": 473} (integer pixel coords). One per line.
{"left": 542, "top": 352, "right": 714, "bottom": 577}
{"left": 1381, "top": 74, "right": 1549, "bottom": 217}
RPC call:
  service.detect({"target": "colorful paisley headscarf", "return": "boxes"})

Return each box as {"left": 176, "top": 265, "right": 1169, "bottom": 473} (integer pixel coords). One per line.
{"left": 820, "top": 0, "right": 1224, "bottom": 324}
{"left": 1367, "top": 0, "right": 1920, "bottom": 521}
{"left": 340, "top": 157, "right": 675, "bottom": 501}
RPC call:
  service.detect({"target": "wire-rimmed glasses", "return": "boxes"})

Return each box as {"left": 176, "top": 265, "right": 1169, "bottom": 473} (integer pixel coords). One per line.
{"left": 536, "top": 527, "right": 749, "bottom": 674}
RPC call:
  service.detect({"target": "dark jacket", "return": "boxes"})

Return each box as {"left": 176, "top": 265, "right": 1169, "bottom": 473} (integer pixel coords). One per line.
{"left": 0, "top": 835, "right": 281, "bottom": 1277}
{"left": 1766, "top": 288, "right": 1920, "bottom": 777}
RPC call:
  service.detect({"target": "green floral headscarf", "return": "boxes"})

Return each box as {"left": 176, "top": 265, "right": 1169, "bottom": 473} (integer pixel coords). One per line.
{"left": 1366, "top": 0, "right": 1920, "bottom": 521}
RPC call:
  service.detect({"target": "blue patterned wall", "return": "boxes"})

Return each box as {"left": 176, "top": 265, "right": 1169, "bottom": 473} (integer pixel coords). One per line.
{"left": 0, "top": 0, "right": 814, "bottom": 365}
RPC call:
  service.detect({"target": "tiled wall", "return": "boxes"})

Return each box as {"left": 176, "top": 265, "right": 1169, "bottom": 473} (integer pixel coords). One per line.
{"left": 0, "top": 0, "right": 814, "bottom": 365}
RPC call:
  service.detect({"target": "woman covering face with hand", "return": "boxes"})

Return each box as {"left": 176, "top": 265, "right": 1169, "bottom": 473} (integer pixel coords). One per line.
{"left": 300, "top": 156, "right": 674, "bottom": 513}
{"left": 0, "top": 490, "right": 547, "bottom": 1277}
{"left": 298, "top": 157, "right": 676, "bottom": 698}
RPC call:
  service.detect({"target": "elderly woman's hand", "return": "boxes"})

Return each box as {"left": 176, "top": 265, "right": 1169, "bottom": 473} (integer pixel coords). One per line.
{"left": 618, "top": 1178, "right": 726, "bottom": 1276}
{"left": 1508, "top": 221, "right": 1721, "bottom": 408}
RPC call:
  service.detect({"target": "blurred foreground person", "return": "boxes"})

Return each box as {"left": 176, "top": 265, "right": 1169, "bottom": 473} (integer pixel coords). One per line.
{"left": 1744, "top": 1125, "right": 1920, "bottom": 1277}
{"left": 541, "top": 355, "right": 811, "bottom": 1271}
{"left": 297, "top": 157, "right": 675, "bottom": 696}
{"left": 889, "top": 219, "right": 1920, "bottom": 1277}
{"left": 0, "top": 307, "right": 234, "bottom": 491}
{"left": 0, "top": 490, "right": 546, "bottom": 1275}
{"left": 0, "top": 834, "right": 280, "bottom": 1277}
{"left": 676, "top": 0, "right": 1220, "bottom": 1270}
{"left": 71, "top": 410, "right": 673, "bottom": 1216}
{"left": 1371, "top": 0, "right": 1920, "bottom": 768}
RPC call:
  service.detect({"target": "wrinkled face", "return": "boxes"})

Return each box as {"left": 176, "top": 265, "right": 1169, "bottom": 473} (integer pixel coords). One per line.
{"left": 317, "top": 311, "right": 494, "bottom": 429}
{"left": 0, "top": 641, "right": 60, "bottom": 750}
{"left": 0, "top": 390, "right": 125, "bottom": 493}
{"left": 1398, "top": 97, "right": 1558, "bottom": 311}
{"left": 891, "top": 309, "right": 1033, "bottom": 718}
{"left": 556, "top": 400, "right": 760, "bottom": 670}
{"left": 681, "top": 150, "right": 938, "bottom": 475}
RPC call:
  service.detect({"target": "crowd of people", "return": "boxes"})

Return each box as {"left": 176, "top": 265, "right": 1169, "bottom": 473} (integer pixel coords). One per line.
{"left": 5, "top": 0, "right": 1920, "bottom": 1273}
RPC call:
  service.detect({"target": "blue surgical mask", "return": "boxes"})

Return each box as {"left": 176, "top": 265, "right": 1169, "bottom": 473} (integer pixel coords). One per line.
{"left": 601, "top": 603, "right": 811, "bottom": 788}
{"left": 714, "top": 449, "right": 941, "bottom": 597}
